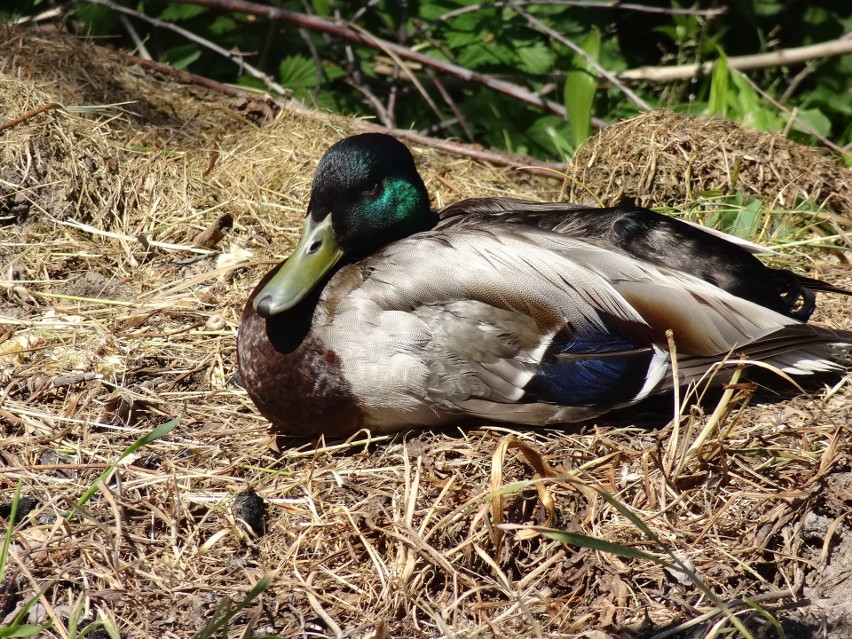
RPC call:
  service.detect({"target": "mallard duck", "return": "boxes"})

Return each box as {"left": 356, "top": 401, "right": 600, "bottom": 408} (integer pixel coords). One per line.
{"left": 238, "top": 133, "right": 851, "bottom": 438}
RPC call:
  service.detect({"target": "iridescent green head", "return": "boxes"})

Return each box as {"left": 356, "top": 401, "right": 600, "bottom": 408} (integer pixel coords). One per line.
{"left": 254, "top": 133, "right": 435, "bottom": 317}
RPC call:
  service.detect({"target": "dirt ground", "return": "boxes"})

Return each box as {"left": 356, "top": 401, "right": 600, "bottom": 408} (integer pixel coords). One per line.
{"left": 1, "top": 22, "right": 852, "bottom": 639}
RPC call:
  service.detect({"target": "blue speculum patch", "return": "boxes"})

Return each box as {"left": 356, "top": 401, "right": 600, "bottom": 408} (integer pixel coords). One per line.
{"left": 523, "top": 328, "right": 653, "bottom": 405}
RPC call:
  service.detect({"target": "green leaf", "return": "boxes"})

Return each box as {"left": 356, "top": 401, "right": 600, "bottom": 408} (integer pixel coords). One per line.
{"left": 708, "top": 54, "right": 729, "bottom": 116}
{"left": 444, "top": 28, "right": 486, "bottom": 50}
{"left": 515, "top": 41, "right": 552, "bottom": 75}
{"left": 753, "top": 0, "right": 786, "bottom": 17}
{"left": 526, "top": 115, "right": 573, "bottom": 158}
{"left": 0, "top": 481, "right": 22, "bottom": 582}
{"left": 163, "top": 44, "right": 201, "bottom": 70}
{"left": 524, "top": 526, "right": 664, "bottom": 562}
{"left": 564, "top": 27, "right": 600, "bottom": 148}
{"left": 0, "top": 624, "right": 51, "bottom": 638}
{"left": 208, "top": 16, "right": 238, "bottom": 36}
{"left": 790, "top": 108, "right": 832, "bottom": 138}
{"left": 728, "top": 69, "right": 759, "bottom": 114}
{"left": 278, "top": 55, "right": 317, "bottom": 100}
{"left": 730, "top": 199, "right": 763, "bottom": 240}
{"left": 158, "top": 3, "right": 207, "bottom": 21}
{"left": 321, "top": 61, "right": 347, "bottom": 83}
{"left": 73, "top": 2, "right": 120, "bottom": 34}
{"left": 311, "top": 0, "right": 331, "bottom": 17}
{"left": 0, "top": 583, "right": 53, "bottom": 638}
{"left": 456, "top": 41, "right": 509, "bottom": 68}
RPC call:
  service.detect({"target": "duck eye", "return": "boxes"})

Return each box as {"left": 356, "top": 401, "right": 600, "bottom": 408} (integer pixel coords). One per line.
{"left": 362, "top": 182, "right": 380, "bottom": 198}
{"left": 307, "top": 239, "right": 322, "bottom": 254}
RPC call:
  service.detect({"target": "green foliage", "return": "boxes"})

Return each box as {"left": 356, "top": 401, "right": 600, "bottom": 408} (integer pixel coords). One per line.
{"left": 158, "top": 3, "right": 208, "bottom": 21}
{"left": 278, "top": 55, "right": 316, "bottom": 101}
{"left": 0, "top": 481, "right": 20, "bottom": 584}
{"left": 564, "top": 28, "right": 601, "bottom": 148}
{"left": 705, "top": 195, "right": 766, "bottom": 240}
{"left": 707, "top": 55, "right": 729, "bottom": 116}
{"left": 163, "top": 43, "right": 202, "bottom": 70}
{"left": 3, "top": 1, "right": 849, "bottom": 160}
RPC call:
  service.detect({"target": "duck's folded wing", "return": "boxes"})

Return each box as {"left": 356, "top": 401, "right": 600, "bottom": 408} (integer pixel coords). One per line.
{"left": 439, "top": 197, "right": 850, "bottom": 320}
{"left": 319, "top": 226, "right": 849, "bottom": 426}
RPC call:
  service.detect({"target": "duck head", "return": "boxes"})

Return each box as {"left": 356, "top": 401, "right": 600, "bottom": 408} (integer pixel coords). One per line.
{"left": 253, "top": 133, "right": 436, "bottom": 317}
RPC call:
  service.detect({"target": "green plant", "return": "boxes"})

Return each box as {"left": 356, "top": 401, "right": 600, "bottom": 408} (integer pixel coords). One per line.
{"left": 564, "top": 27, "right": 601, "bottom": 149}
{"left": 0, "top": 486, "right": 51, "bottom": 638}
{"left": 1, "top": 0, "right": 844, "bottom": 161}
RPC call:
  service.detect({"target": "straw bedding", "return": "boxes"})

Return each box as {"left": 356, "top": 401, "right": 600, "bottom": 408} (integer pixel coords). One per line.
{"left": 2, "top": 23, "right": 851, "bottom": 639}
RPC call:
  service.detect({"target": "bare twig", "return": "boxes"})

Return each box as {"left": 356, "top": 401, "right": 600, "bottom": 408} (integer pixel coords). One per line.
{"left": 780, "top": 58, "right": 822, "bottom": 104}
{"left": 426, "top": 69, "right": 476, "bottom": 143}
{"left": 371, "top": 125, "right": 570, "bottom": 176}
{"left": 118, "top": 14, "right": 152, "bottom": 60}
{"left": 509, "top": 1, "right": 653, "bottom": 112}
{"left": 620, "top": 34, "right": 852, "bottom": 82}
{"left": 345, "top": 78, "right": 394, "bottom": 128}
{"left": 0, "top": 101, "right": 64, "bottom": 132}
{"left": 13, "top": 7, "right": 65, "bottom": 24}
{"left": 350, "top": 0, "right": 385, "bottom": 27}
{"left": 116, "top": 51, "right": 284, "bottom": 109}
{"left": 298, "top": 0, "right": 326, "bottom": 102}
{"left": 85, "top": 0, "right": 301, "bottom": 103}
{"left": 350, "top": 23, "right": 446, "bottom": 125}
{"left": 174, "top": 0, "right": 572, "bottom": 119}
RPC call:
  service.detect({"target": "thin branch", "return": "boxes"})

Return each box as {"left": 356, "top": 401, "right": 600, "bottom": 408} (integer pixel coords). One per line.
{"left": 348, "top": 80, "right": 394, "bottom": 127}
{"left": 0, "top": 102, "right": 64, "bottom": 132}
{"left": 119, "top": 14, "right": 152, "bottom": 60}
{"left": 13, "top": 7, "right": 65, "bottom": 24}
{"left": 351, "top": 0, "right": 385, "bottom": 27}
{"left": 620, "top": 34, "right": 852, "bottom": 82}
{"left": 350, "top": 23, "right": 446, "bottom": 126}
{"left": 85, "top": 0, "right": 300, "bottom": 103}
{"left": 298, "top": 26, "right": 325, "bottom": 103}
{"left": 426, "top": 69, "right": 476, "bottom": 143}
{"left": 780, "top": 58, "right": 822, "bottom": 104}
{"left": 174, "top": 0, "right": 570, "bottom": 119}
{"left": 387, "top": 62, "right": 400, "bottom": 126}
{"left": 509, "top": 1, "right": 653, "bottom": 112}
{"left": 116, "top": 51, "right": 286, "bottom": 107}
{"left": 425, "top": 116, "right": 463, "bottom": 136}
{"left": 372, "top": 125, "right": 570, "bottom": 177}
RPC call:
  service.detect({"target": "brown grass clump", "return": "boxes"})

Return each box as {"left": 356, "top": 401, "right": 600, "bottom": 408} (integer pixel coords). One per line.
{"left": 568, "top": 110, "right": 852, "bottom": 222}
{"left": 2, "top": 23, "right": 852, "bottom": 639}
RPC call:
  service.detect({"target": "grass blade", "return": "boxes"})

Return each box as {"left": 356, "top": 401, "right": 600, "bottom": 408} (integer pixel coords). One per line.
{"left": 564, "top": 27, "right": 600, "bottom": 148}
{"left": 708, "top": 53, "right": 729, "bottom": 116}
{"left": 194, "top": 573, "right": 274, "bottom": 639}
{"left": 72, "top": 415, "right": 181, "bottom": 516}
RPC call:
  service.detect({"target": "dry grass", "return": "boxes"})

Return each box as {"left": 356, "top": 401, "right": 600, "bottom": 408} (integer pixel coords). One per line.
{"left": 2, "top": 23, "right": 852, "bottom": 639}
{"left": 568, "top": 110, "right": 852, "bottom": 222}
